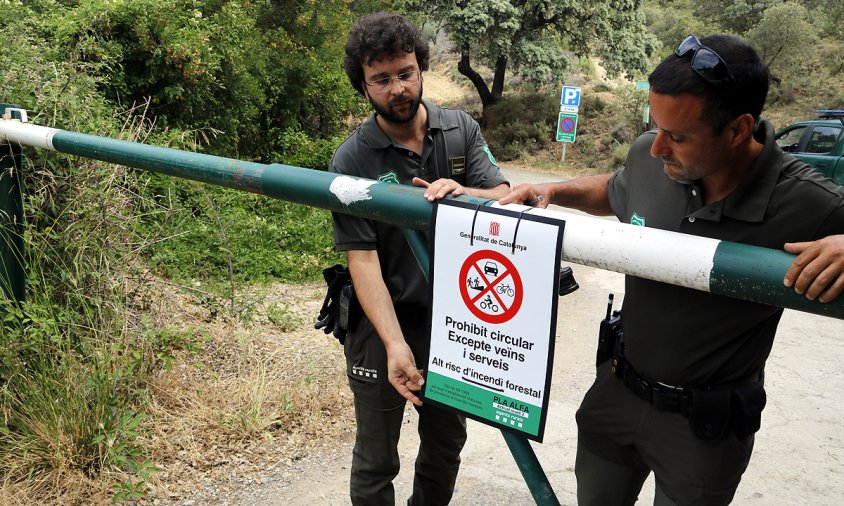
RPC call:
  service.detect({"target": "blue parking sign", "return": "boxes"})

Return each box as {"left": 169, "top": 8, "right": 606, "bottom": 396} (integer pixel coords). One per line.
{"left": 561, "top": 86, "right": 581, "bottom": 107}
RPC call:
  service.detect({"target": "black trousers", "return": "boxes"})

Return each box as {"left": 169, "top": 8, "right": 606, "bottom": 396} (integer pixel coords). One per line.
{"left": 345, "top": 314, "right": 467, "bottom": 506}
{"left": 575, "top": 362, "right": 755, "bottom": 505}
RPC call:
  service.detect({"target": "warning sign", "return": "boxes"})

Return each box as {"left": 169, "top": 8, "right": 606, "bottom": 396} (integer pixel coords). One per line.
{"left": 424, "top": 200, "right": 564, "bottom": 442}
{"left": 459, "top": 250, "right": 523, "bottom": 324}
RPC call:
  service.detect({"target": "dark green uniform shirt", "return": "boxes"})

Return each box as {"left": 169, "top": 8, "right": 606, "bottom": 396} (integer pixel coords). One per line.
{"left": 608, "top": 119, "right": 844, "bottom": 387}
{"left": 329, "top": 100, "right": 508, "bottom": 307}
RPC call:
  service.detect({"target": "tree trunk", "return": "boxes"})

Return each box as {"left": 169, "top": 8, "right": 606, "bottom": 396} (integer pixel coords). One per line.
{"left": 457, "top": 49, "right": 493, "bottom": 125}
{"left": 491, "top": 56, "right": 507, "bottom": 102}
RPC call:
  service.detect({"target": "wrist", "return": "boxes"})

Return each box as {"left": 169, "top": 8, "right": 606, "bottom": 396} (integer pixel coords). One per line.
{"left": 383, "top": 336, "right": 408, "bottom": 352}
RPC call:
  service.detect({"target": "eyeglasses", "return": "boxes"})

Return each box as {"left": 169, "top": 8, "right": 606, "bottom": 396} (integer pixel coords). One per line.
{"left": 364, "top": 69, "right": 421, "bottom": 94}
{"left": 675, "top": 35, "right": 736, "bottom": 85}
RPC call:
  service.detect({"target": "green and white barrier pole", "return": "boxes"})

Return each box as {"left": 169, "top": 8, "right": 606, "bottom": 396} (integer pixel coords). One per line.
{"left": 1, "top": 113, "right": 842, "bottom": 320}
{"left": 491, "top": 204, "right": 843, "bottom": 319}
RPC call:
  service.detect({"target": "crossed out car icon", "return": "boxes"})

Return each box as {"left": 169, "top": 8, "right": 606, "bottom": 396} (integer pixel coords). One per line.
{"left": 483, "top": 261, "right": 499, "bottom": 276}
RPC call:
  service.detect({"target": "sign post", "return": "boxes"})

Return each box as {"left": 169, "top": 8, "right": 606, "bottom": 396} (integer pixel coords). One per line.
{"left": 556, "top": 85, "right": 581, "bottom": 162}
{"left": 424, "top": 200, "right": 564, "bottom": 441}
{"left": 636, "top": 81, "right": 650, "bottom": 124}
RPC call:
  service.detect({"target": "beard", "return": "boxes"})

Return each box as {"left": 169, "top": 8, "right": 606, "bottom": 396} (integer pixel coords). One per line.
{"left": 661, "top": 159, "right": 694, "bottom": 184}
{"left": 369, "top": 83, "right": 423, "bottom": 124}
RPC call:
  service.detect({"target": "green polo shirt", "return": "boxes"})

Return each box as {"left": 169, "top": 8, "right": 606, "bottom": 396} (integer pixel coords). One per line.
{"left": 608, "top": 119, "right": 844, "bottom": 387}
{"left": 329, "top": 100, "right": 508, "bottom": 307}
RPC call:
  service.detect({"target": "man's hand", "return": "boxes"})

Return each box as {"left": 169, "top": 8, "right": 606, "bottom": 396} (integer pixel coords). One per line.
{"left": 784, "top": 235, "right": 844, "bottom": 303}
{"left": 499, "top": 183, "right": 551, "bottom": 208}
{"left": 412, "top": 177, "right": 467, "bottom": 201}
{"left": 386, "top": 340, "right": 424, "bottom": 406}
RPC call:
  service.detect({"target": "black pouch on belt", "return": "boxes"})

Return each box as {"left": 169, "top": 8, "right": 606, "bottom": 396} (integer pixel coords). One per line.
{"left": 338, "top": 282, "right": 362, "bottom": 335}
{"left": 688, "top": 389, "right": 732, "bottom": 441}
{"left": 731, "top": 382, "right": 766, "bottom": 438}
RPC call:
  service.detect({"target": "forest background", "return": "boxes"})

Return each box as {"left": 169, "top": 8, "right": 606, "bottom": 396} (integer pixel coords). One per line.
{"left": 0, "top": 0, "right": 842, "bottom": 503}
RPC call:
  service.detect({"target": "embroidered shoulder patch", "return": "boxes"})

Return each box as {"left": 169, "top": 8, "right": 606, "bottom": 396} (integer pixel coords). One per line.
{"left": 631, "top": 213, "right": 646, "bottom": 227}
{"left": 377, "top": 171, "right": 399, "bottom": 184}
{"left": 483, "top": 146, "right": 499, "bottom": 167}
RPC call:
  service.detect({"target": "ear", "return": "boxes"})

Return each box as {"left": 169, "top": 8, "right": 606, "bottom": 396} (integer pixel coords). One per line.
{"left": 725, "top": 113, "right": 755, "bottom": 147}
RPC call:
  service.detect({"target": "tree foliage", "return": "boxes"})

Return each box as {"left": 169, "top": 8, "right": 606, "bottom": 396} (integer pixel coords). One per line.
{"left": 747, "top": 2, "right": 817, "bottom": 81}
{"left": 691, "top": 0, "right": 780, "bottom": 34}
{"left": 402, "top": 0, "right": 658, "bottom": 119}
{"left": 6, "top": 0, "right": 363, "bottom": 165}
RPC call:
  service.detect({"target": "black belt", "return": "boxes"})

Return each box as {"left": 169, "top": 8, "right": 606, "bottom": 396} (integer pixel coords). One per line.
{"left": 612, "top": 357, "right": 691, "bottom": 416}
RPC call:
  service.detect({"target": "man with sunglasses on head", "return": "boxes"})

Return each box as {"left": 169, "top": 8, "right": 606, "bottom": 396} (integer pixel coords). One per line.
{"left": 501, "top": 35, "right": 844, "bottom": 504}
{"left": 329, "top": 12, "right": 509, "bottom": 506}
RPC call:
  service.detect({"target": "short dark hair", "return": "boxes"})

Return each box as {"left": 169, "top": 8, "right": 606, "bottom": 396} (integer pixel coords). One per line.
{"left": 649, "top": 35, "right": 769, "bottom": 133}
{"left": 343, "top": 12, "right": 430, "bottom": 96}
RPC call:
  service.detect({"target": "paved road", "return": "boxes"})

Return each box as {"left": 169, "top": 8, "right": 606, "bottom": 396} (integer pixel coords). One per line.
{"left": 244, "top": 165, "right": 844, "bottom": 505}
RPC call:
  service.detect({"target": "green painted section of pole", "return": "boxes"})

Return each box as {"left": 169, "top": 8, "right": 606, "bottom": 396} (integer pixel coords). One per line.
{"left": 503, "top": 431, "right": 561, "bottom": 506}
{"left": 403, "top": 228, "right": 431, "bottom": 276}
{"left": 710, "top": 241, "right": 840, "bottom": 316}
{"left": 50, "top": 130, "right": 436, "bottom": 230}
{"left": 407, "top": 224, "right": 559, "bottom": 506}
{"left": 0, "top": 104, "right": 25, "bottom": 302}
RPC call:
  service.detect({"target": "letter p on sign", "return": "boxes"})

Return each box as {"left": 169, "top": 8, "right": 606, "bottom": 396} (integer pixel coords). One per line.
{"left": 561, "top": 86, "right": 581, "bottom": 107}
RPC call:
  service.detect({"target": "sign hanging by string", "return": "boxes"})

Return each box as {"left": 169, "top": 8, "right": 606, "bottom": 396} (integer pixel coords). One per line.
{"left": 423, "top": 200, "right": 564, "bottom": 442}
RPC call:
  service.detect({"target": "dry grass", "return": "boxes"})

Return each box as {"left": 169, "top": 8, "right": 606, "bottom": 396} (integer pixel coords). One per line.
{"left": 2, "top": 279, "right": 352, "bottom": 504}
{"left": 0, "top": 472, "right": 113, "bottom": 506}
{"left": 132, "top": 280, "right": 353, "bottom": 502}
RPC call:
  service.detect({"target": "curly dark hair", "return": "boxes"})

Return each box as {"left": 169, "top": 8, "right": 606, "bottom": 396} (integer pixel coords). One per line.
{"left": 344, "top": 12, "right": 430, "bottom": 97}
{"left": 649, "top": 35, "right": 769, "bottom": 134}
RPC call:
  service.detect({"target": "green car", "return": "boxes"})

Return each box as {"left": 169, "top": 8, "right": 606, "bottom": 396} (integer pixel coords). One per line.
{"left": 775, "top": 110, "right": 844, "bottom": 185}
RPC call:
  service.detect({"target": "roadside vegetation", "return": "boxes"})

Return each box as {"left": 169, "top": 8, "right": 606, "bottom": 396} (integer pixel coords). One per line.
{"left": 0, "top": 0, "right": 842, "bottom": 503}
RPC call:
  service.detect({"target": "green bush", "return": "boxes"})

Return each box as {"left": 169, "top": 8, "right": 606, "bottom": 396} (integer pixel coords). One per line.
{"left": 485, "top": 93, "right": 559, "bottom": 161}
{"left": 581, "top": 94, "right": 608, "bottom": 119}
{"left": 33, "top": 0, "right": 360, "bottom": 161}
{"left": 135, "top": 174, "right": 343, "bottom": 287}
{"left": 612, "top": 143, "right": 631, "bottom": 167}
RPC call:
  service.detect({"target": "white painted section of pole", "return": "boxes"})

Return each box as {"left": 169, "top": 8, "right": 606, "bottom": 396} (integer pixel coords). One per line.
{"left": 494, "top": 204, "right": 718, "bottom": 292}
{"left": 0, "top": 120, "right": 58, "bottom": 150}
{"left": 329, "top": 175, "right": 377, "bottom": 205}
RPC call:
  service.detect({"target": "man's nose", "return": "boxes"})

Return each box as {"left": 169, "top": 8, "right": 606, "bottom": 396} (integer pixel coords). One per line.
{"left": 651, "top": 130, "right": 670, "bottom": 158}
{"left": 387, "top": 77, "right": 407, "bottom": 94}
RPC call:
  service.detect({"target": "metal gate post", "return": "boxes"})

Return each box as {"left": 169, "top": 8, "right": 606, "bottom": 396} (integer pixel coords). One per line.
{"left": 0, "top": 104, "right": 25, "bottom": 302}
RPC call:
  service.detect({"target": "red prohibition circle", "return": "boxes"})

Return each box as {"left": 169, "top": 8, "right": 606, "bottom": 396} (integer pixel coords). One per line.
{"left": 559, "top": 117, "right": 575, "bottom": 132}
{"left": 459, "top": 249, "right": 523, "bottom": 324}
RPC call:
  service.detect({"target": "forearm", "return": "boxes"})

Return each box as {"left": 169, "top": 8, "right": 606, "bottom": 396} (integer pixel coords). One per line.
{"left": 347, "top": 249, "right": 424, "bottom": 404}
{"left": 346, "top": 249, "right": 405, "bottom": 351}
{"left": 547, "top": 174, "right": 613, "bottom": 215}
{"left": 464, "top": 183, "right": 510, "bottom": 200}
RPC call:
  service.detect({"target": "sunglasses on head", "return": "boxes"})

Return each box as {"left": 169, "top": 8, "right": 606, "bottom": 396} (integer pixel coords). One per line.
{"left": 675, "top": 35, "right": 736, "bottom": 85}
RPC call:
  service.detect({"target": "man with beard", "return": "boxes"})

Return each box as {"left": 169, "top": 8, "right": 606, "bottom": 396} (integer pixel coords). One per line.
{"left": 329, "top": 12, "right": 509, "bottom": 506}
{"left": 501, "top": 35, "right": 844, "bottom": 504}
